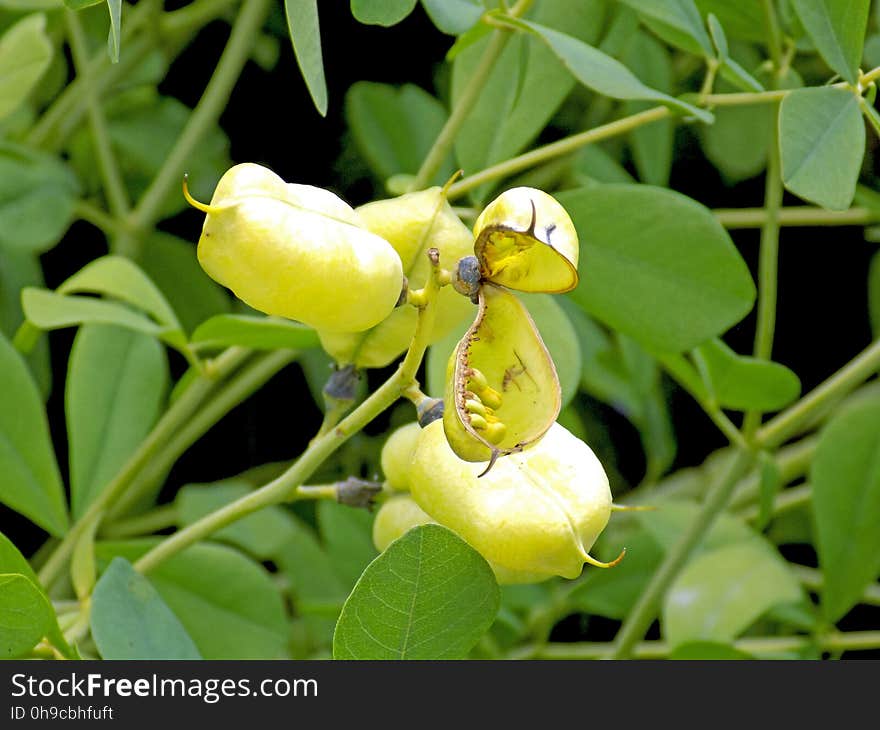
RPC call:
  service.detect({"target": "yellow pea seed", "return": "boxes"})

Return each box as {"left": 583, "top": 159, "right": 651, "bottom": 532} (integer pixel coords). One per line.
{"left": 479, "top": 387, "right": 503, "bottom": 410}
{"left": 465, "top": 398, "right": 487, "bottom": 416}
{"left": 469, "top": 414, "right": 488, "bottom": 430}
{"left": 483, "top": 421, "right": 507, "bottom": 444}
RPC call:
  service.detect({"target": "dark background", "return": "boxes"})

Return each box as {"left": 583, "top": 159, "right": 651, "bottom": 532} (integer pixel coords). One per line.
{"left": 5, "top": 3, "right": 877, "bottom": 652}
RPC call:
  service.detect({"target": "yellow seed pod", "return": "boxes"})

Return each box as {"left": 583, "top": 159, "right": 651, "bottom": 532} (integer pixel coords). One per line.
{"left": 473, "top": 186, "right": 579, "bottom": 294}
{"left": 371, "top": 494, "right": 549, "bottom": 585}
{"left": 410, "top": 420, "right": 621, "bottom": 580}
{"left": 443, "top": 283, "right": 561, "bottom": 470}
{"left": 187, "top": 163, "right": 403, "bottom": 333}
{"left": 317, "top": 187, "right": 476, "bottom": 367}
{"left": 379, "top": 421, "right": 422, "bottom": 492}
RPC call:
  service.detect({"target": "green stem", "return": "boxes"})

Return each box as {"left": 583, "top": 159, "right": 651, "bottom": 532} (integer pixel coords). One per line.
{"left": 448, "top": 106, "right": 671, "bottom": 199}
{"left": 36, "top": 347, "right": 252, "bottom": 589}
{"left": 133, "top": 255, "right": 446, "bottom": 574}
{"left": 739, "top": 482, "right": 810, "bottom": 523}
{"left": 410, "top": 0, "right": 534, "bottom": 191}
{"left": 703, "top": 89, "right": 789, "bottom": 106}
{"left": 714, "top": 206, "right": 880, "bottom": 229}
{"left": 108, "top": 349, "right": 296, "bottom": 520}
{"left": 518, "top": 630, "right": 880, "bottom": 659}
{"left": 72, "top": 200, "right": 126, "bottom": 238}
{"left": 126, "top": 0, "right": 271, "bottom": 242}
{"left": 761, "top": 0, "right": 784, "bottom": 70}
{"left": 743, "top": 109, "right": 783, "bottom": 438}
{"left": 756, "top": 337, "right": 880, "bottom": 449}
{"left": 101, "top": 504, "right": 179, "bottom": 538}
{"left": 610, "top": 450, "right": 755, "bottom": 658}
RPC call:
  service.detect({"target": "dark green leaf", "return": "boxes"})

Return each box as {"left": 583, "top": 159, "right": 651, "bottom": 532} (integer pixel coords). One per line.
{"left": 706, "top": 13, "right": 727, "bottom": 59}
{"left": 663, "top": 541, "right": 803, "bottom": 646}
{"left": 623, "top": 31, "right": 674, "bottom": 186}
{"left": 351, "top": 0, "right": 417, "bottom": 26}
{"left": 515, "top": 18, "right": 713, "bottom": 122}
{"left": 138, "top": 232, "right": 231, "bottom": 335}
{"left": 420, "top": 0, "right": 482, "bottom": 35}
{"left": 693, "top": 338, "right": 801, "bottom": 411}
{"left": 91, "top": 557, "right": 200, "bottom": 659}
{"left": 559, "top": 184, "right": 755, "bottom": 352}
{"left": 810, "top": 399, "right": 880, "bottom": 622}
{"left": 571, "top": 145, "right": 636, "bottom": 186}
{"left": 66, "top": 325, "right": 167, "bottom": 519}
{"left": 617, "top": 0, "right": 713, "bottom": 56}
{"left": 345, "top": 82, "right": 452, "bottom": 185}
{"left": 333, "top": 525, "right": 499, "bottom": 659}
{"left": 0, "top": 531, "right": 39, "bottom": 585}
{"left": 0, "top": 248, "right": 50, "bottom": 397}
{"left": 0, "top": 13, "right": 52, "bottom": 121}
{"left": 285, "top": 0, "right": 328, "bottom": 116}
{"left": 97, "top": 542, "right": 288, "bottom": 659}
{"left": 668, "top": 641, "right": 754, "bottom": 659}
{"left": 694, "top": 0, "right": 765, "bottom": 42}
{"left": 176, "top": 481, "right": 296, "bottom": 560}
{"left": 0, "top": 142, "right": 79, "bottom": 253}
{"left": 191, "top": 314, "right": 318, "bottom": 350}
{"left": 0, "top": 573, "right": 54, "bottom": 658}
{"left": 791, "top": 0, "right": 869, "bottom": 84}
{"left": 779, "top": 87, "right": 865, "bottom": 211}
{"left": 0, "top": 332, "right": 67, "bottom": 536}
{"left": 317, "top": 501, "right": 377, "bottom": 588}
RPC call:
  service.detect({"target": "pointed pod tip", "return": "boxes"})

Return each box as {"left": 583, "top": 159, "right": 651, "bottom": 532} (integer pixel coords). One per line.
{"left": 583, "top": 547, "right": 626, "bottom": 569}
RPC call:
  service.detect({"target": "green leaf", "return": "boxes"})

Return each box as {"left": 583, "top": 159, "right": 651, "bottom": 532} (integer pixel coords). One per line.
{"left": 276, "top": 516, "right": 347, "bottom": 611}
{"left": 333, "top": 525, "right": 499, "bottom": 659}
{"left": 756, "top": 451, "right": 782, "bottom": 531}
{"left": 176, "top": 481, "right": 296, "bottom": 560}
{"left": 66, "top": 325, "right": 167, "bottom": 519}
{"left": 0, "top": 248, "right": 50, "bottom": 397}
{"left": 869, "top": 251, "right": 880, "bottom": 338}
{"left": 617, "top": 0, "right": 713, "bottom": 56}
{"left": 0, "top": 573, "right": 54, "bottom": 658}
{"left": 285, "top": 0, "right": 328, "bottom": 116}
{"left": 571, "top": 145, "right": 636, "bottom": 186}
{"left": 694, "top": 0, "right": 765, "bottom": 43}
{"left": 138, "top": 232, "right": 231, "bottom": 335}
{"left": 513, "top": 18, "right": 713, "bottom": 124}
{"left": 638, "top": 499, "right": 762, "bottom": 554}
{"left": 191, "top": 314, "right": 318, "bottom": 350}
{"left": 779, "top": 87, "right": 865, "bottom": 211}
{"left": 706, "top": 13, "right": 728, "bottom": 59}
{"left": 106, "top": 0, "right": 121, "bottom": 63}
{"left": 63, "top": 0, "right": 104, "bottom": 8}
{"left": 558, "top": 184, "right": 755, "bottom": 352}
{"left": 97, "top": 542, "right": 288, "bottom": 659}
{"left": 668, "top": 641, "right": 754, "bottom": 659}
{"left": 791, "top": 0, "right": 869, "bottom": 84}
{"left": 453, "top": 1, "right": 607, "bottom": 200}
{"left": 663, "top": 541, "right": 803, "bottom": 647}
{"left": 0, "top": 142, "right": 79, "bottom": 253}
{"left": 91, "top": 557, "right": 201, "bottom": 660}
{"left": 22, "top": 289, "right": 168, "bottom": 341}
{"left": 345, "top": 82, "right": 453, "bottom": 186}
{"left": 810, "top": 399, "right": 880, "bottom": 622}
{"left": 351, "top": 0, "right": 417, "bottom": 26}
{"left": 623, "top": 31, "right": 674, "bottom": 186}
{"left": 58, "top": 255, "right": 182, "bottom": 331}
{"left": 568, "top": 528, "right": 664, "bottom": 619}
{"left": 0, "top": 332, "right": 67, "bottom": 536}
{"left": 0, "top": 13, "right": 52, "bottom": 122}
{"left": 317, "top": 501, "right": 377, "bottom": 588}
{"left": 692, "top": 338, "right": 801, "bottom": 411}
{"left": 420, "top": 0, "right": 482, "bottom": 35}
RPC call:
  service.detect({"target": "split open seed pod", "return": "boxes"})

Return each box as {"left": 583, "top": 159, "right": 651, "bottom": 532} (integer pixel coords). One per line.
{"left": 410, "top": 420, "right": 622, "bottom": 580}
{"left": 317, "top": 187, "right": 475, "bottom": 367}
{"left": 473, "top": 186, "right": 579, "bottom": 294}
{"left": 443, "top": 283, "right": 561, "bottom": 470}
{"left": 187, "top": 163, "right": 403, "bottom": 333}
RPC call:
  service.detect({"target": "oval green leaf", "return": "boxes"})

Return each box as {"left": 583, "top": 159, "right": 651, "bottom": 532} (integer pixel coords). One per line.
{"left": 791, "top": 0, "right": 869, "bottom": 85}
{"left": 351, "top": 0, "right": 417, "bottom": 26}
{"left": 0, "top": 573, "right": 54, "bottom": 658}
{"left": 617, "top": 0, "right": 713, "bottom": 57}
{"left": 191, "top": 314, "right": 318, "bottom": 350}
{"left": 66, "top": 325, "right": 168, "bottom": 519}
{"left": 333, "top": 524, "right": 500, "bottom": 659}
{"left": 0, "top": 332, "right": 67, "bottom": 536}
{"left": 780, "top": 87, "right": 865, "bottom": 211}
{"left": 0, "top": 13, "right": 52, "bottom": 122}
{"left": 663, "top": 541, "right": 803, "bottom": 647}
{"left": 693, "top": 338, "right": 801, "bottom": 411}
{"left": 810, "top": 399, "right": 880, "bottom": 622}
{"left": 285, "top": 0, "right": 328, "bottom": 116}
{"left": 558, "top": 185, "right": 755, "bottom": 352}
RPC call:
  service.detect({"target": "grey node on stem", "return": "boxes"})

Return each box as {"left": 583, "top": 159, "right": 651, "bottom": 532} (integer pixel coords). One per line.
{"left": 336, "top": 477, "right": 383, "bottom": 510}
{"left": 453, "top": 255, "right": 481, "bottom": 303}
{"left": 323, "top": 364, "right": 361, "bottom": 402}
{"left": 417, "top": 397, "right": 444, "bottom": 427}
